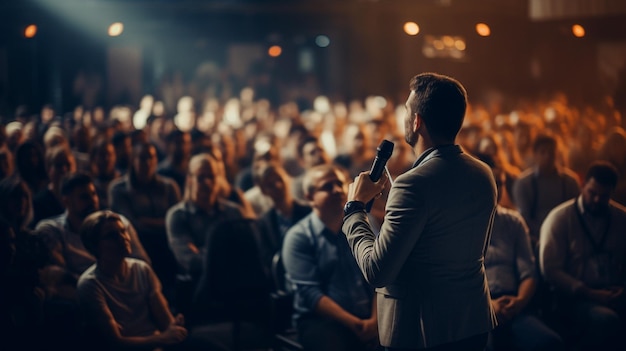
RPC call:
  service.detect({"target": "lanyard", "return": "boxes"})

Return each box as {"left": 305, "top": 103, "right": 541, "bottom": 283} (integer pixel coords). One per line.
{"left": 573, "top": 201, "right": 611, "bottom": 254}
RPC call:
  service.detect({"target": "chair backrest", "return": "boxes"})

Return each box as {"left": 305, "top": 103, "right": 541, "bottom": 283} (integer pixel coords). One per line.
{"left": 269, "top": 250, "right": 297, "bottom": 334}
{"left": 271, "top": 251, "right": 288, "bottom": 294}
{"left": 191, "top": 218, "right": 271, "bottom": 323}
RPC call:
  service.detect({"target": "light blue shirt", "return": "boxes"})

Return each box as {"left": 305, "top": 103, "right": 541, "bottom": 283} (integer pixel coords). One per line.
{"left": 282, "top": 213, "right": 373, "bottom": 325}
{"left": 485, "top": 205, "right": 537, "bottom": 296}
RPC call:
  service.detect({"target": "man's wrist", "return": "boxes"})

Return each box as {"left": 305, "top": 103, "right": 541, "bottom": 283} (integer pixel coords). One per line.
{"left": 343, "top": 201, "right": 366, "bottom": 218}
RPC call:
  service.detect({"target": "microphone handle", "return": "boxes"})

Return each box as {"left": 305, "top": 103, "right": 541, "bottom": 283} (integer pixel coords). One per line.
{"left": 365, "top": 156, "right": 386, "bottom": 212}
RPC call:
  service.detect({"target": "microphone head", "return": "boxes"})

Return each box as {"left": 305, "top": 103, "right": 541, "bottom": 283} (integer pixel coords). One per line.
{"left": 376, "top": 139, "right": 394, "bottom": 160}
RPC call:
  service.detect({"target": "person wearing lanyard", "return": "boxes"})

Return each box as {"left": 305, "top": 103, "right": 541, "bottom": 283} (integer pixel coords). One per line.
{"left": 540, "top": 160, "right": 626, "bottom": 350}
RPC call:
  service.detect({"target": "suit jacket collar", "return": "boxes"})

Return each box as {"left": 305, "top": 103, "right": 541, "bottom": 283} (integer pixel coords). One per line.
{"left": 412, "top": 144, "right": 462, "bottom": 169}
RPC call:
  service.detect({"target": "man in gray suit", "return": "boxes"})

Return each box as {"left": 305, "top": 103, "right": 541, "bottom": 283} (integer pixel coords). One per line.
{"left": 342, "top": 72, "right": 497, "bottom": 351}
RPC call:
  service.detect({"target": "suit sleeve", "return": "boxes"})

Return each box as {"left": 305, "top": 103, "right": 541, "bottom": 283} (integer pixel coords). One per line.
{"left": 342, "top": 173, "right": 428, "bottom": 287}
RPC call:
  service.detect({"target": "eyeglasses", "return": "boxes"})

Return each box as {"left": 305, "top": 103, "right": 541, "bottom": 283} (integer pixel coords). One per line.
{"left": 313, "top": 180, "right": 345, "bottom": 193}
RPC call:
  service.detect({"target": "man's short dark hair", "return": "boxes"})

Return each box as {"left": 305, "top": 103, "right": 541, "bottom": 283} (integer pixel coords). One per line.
{"left": 61, "top": 172, "right": 94, "bottom": 196}
{"left": 111, "top": 131, "right": 129, "bottom": 146}
{"left": 409, "top": 73, "right": 467, "bottom": 142}
{"left": 165, "top": 129, "right": 185, "bottom": 145}
{"left": 585, "top": 161, "right": 619, "bottom": 188}
{"left": 532, "top": 133, "right": 557, "bottom": 153}
{"left": 297, "top": 134, "right": 319, "bottom": 159}
{"left": 252, "top": 160, "right": 280, "bottom": 186}
{"left": 80, "top": 210, "right": 122, "bottom": 258}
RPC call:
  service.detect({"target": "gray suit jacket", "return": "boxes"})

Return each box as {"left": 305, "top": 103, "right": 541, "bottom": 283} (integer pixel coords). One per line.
{"left": 342, "top": 145, "right": 497, "bottom": 348}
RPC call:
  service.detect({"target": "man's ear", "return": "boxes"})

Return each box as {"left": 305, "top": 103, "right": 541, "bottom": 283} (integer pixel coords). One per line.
{"left": 413, "top": 113, "right": 422, "bottom": 132}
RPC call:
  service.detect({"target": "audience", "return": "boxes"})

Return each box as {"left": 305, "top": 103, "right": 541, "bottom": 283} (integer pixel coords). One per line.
{"left": 540, "top": 161, "right": 626, "bottom": 351}
{"left": 165, "top": 153, "right": 244, "bottom": 286}
{"left": 512, "top": 133, "right": 580, "bottom": 249}
{"left": 76, "top": 210, "right": 190, "bottom": 351}
{"left": 1, "top": 73, "right": 626, "bottom": 350}
{"left": 108, "top": 141, "right": 181, "bottom": 301}
{"left": 14, "top": 140, "right": 48, "bottom": 196}
{"left": 254, "top": 161, "right": 311, "bottom": 273}
{"left": 208, "top": 146, "right": 257, "bottom": 219}
{"left": 291, "top": 135, "right": 330, "bottom": 202}
{"left": 596, "top": 127, "right": 626, "bottom": 206}
{"left": 282, "top": 164, "right": 378, "bottom": 351}
{"left": 35, "top": 172, "right": 150, "bottom": 287}
{"left": 333, "top": 122, "right": 374, "bottom": 179}
{"left": 158, "top": 129, "right": 192, "bottom": 193}
{"left": 89, "top": 138, "right": 121, "bottom": 210}
{"left": 477, "top": 153, "right": 563, "bottom": 351}
{"left": 32, "top": 145, "right": 77, "bottom": 227}
{"left": 111, "top": 130, "right": 132, "bottom": 175}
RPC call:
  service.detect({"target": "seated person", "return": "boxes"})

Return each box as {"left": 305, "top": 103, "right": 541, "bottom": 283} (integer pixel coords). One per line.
{"left": 32, "top": 145, "right": 76, "bottom": 227}
{"left": 513, "top": 133, "right": 580, "bottom": 248}
{"left": 166, "top": 153, "right": 243, "bottom": 284}
{"left": 477, "top": 154, "right": 563, "bottom": 351}
{"left": 282, "top": 164, "right": 378, "bottom": 351}
{"left": 157, "top": 130, "right": 192, "bottom": 193}
{"left": 540, "top": 161, "right": 626, "bottom": 350}
{"left": 109, "top": 141, "right": 181, "bottom": 301}
{"left": 36, "top": 172, "right": 150, "bottom": 285}
{"left": 291, "top": 135, "right": 330, "bottom": 202}
{"left": 76, "top": 210, "right": 188, "bottom": 351}
{"left": 254, "top": 160, "right": 311, "bottom": 276}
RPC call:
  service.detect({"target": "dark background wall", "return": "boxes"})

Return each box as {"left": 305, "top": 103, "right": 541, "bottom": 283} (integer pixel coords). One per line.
{"left": 1, "top": 0, "right": 625, "bottom": 116}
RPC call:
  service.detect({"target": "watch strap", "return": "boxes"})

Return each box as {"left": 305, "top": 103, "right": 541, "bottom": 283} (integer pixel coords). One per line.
{"left": 343, "top": 200, "right": 366, "bottom": 218}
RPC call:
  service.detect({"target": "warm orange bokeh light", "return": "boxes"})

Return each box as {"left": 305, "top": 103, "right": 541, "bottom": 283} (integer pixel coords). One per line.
{"left": 24, "top": 24, "right": 37, "bottom": 38}
{"left": 572, "top": 24, "right": 585, "bottom": 38}
{"left": 454, "top": 39, "right": 466, "bottom": 51}
{"left": 476, "top": 23, "right": 491, "bottom": 37}
{"left": 268, "top": 45, "right": 282, "bottom": 57}
{"left": 403, "top": 22, "right": 420, "bottom": 36}
{"left": 108, "top": 22, "right": 124, "bottom": 37}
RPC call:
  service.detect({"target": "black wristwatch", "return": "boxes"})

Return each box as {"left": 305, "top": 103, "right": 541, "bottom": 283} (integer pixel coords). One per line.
{"left": 343, "top": 201, "right": 366, "bottom": 218}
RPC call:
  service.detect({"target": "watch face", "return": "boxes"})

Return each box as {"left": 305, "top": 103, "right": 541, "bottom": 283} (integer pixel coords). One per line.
{"left": 344, "top": 201, "right": 364, "bottom": 215}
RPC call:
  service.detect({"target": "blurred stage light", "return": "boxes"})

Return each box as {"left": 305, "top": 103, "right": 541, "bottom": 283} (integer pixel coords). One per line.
{"left": 454, "top": 39, "right": 466, "bottom": 50}
{"left": 108, "top": 22, "right": 124, "bottom": 37}
{"left": 268, "top": 45, "right": 282, "bottom": 57}
{"left": 315, "top": 35, "right": 330, "bottom": 48}
{"left": 423, "top": 35, "right": 466, "bottom": 59}
{"left": 572, "top": 24, "right": 585, "bottom": 38}
{"left": 476, "top": 23, "right": 491, "bottom": 37}
{"left": 24, "top": 24, "right": 38, "bottom": 38}
{"left": 442, "top": 36, "right": 454, "bottom": 47}
{"left": 403, "top": 22, "right": 420, "bottom": 36}
{"left": 313, "top": 95, "right": 331, "bottom": 114}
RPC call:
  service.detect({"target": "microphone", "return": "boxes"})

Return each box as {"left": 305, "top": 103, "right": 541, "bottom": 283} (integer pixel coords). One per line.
{"left": 365, "top": 139, "right": 394, "bottom": 212}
